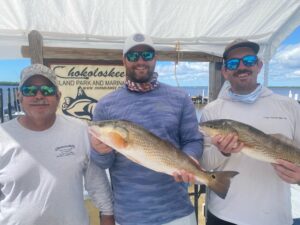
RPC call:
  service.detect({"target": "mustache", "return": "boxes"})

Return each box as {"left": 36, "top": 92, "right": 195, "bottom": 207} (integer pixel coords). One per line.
{"left": 233, "top": 69, "right": 252, "bottom": 77}
{"left": 132, "top": 64, "right": 149, "bottom": 70}
{"left": 30, "top": 99, "right": 48, "bottom": 105}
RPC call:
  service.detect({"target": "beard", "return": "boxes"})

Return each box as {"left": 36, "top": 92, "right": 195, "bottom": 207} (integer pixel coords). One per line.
{"left": 126, "top": 64, "right": 155, "bottom": 83}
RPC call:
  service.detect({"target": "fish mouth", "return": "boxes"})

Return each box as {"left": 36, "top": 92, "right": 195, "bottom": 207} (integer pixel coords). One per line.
{"left": 88, "top": 126, "right": 99, "bottom": 138}
{"left": 198, "top": 126, "right": 208, "bottom": 135}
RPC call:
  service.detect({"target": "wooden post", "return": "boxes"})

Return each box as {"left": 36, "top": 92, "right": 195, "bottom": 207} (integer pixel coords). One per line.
{"left": 208, "top": 62, "right": 223, "bottom": 102}
{"left": 28, "top": 30, "right": 44, "bottom": 64}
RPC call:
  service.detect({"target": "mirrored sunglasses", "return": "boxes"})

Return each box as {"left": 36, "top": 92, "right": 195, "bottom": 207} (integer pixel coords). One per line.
{"left": 225, "top": 55, "right": 258, "bottom": 70}
{"left": 126, "top": 50, "right": 155, "bottom": 62}
{"left": 21, "top": 85, "right": 57, "bottom": 97}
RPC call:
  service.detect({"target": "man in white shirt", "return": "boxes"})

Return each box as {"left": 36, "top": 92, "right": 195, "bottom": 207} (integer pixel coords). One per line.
{"left": 0, "top": 64, "right": 114, "bottom": 225}
{"left": 200, "top": 39, "right": 300, "bottom": 225}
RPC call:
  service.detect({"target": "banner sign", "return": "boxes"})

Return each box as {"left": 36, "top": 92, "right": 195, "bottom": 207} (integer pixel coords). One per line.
{"left": 51, "top": 64, "right": 125, "bottom": 121}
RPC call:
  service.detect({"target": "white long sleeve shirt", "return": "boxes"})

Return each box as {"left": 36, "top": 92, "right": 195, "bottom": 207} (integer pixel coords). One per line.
{"left": 200, "top": 87, "right": 300, "bottom": 225}
{"left": 0, "top": 115, "right": 113, "bottom": 225}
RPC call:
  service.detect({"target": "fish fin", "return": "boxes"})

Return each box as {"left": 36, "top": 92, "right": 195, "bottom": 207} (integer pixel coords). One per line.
{"left": 108, "top": 131, "right": 128, "bottom": 149}
{"left": 206, "top": 171, "right": 239, "bottom": 199}
{"left": 270, "top": 133, "right": 300, "bottom": 149}
{"left": 188, "top": 157, "right": 203, "bottom": 171}
{"left": 114, "top": 126, "right": 129, "bottom": 140}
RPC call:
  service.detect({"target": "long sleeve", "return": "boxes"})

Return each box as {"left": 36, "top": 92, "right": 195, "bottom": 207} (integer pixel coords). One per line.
{"left": 199, "top": 106, "right": 229, "bottom": 170}
{"left": 84, "top": 158, "right": 114, "bottom": 215}
{"left": 90, "top": 150, "right": 115, "bottom": 169}
{"left": 292, "top": 100, "right": 300, "bottom": 144}
{"left": 180, "top": 94, "right": 203, "bottom": 160}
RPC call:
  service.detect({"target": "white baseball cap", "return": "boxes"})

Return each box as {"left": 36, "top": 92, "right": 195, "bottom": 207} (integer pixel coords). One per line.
{"left": 123, "top": 33, "right": 155, "bottom": 56}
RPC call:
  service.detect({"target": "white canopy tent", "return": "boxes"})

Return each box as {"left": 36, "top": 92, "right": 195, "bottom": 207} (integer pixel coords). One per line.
{"left": 1, "top": 0, "right": 300, "bottom": 86}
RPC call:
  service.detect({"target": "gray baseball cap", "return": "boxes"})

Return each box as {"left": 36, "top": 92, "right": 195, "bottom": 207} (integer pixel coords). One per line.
{"left": 19, "top": 64, "right": 58, "bottom": 88}
{"left": 223, "top": 39, "right": 260, "bottom": 59}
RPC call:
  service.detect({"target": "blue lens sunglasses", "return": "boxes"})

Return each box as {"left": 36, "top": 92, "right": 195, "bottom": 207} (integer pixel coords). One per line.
{"left": 21, "top": 85, "right": 57, "bottom": 96}
{"left": 126, "top": 50, "right": 155, "bottom": 62}
{"left": 224, "top": 55, "right": 258, "bottom": 70}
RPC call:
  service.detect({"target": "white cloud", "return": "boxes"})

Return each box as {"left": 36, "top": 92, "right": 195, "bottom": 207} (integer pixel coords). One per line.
{"left": 272, "top": 44, "right": 300, "bottom": 68}
{"left": 156, "top": 61, "right": 209, "bottom": 86}
{"left": 156, "top": 43, "right": 300, "bottom": 87}
{"left": 294, "top": 70, "right": 300, "bottom": 76}
{"left": 268, "top": 43, "right": 300, "bottom": 85}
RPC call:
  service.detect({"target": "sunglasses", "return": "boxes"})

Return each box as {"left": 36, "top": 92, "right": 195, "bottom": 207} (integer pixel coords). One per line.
{"left": 21, "top": 85, "right": 57, "bottom": 97}
{"left": 224, "top": 55, "right": 258, "bottom": 70}
{"left": 125, "top": 50, "right": 155, "bottom": 62}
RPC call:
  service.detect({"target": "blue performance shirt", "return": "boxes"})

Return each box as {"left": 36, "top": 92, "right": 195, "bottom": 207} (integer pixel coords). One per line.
{"left": 91, "top": 83, "right": 203, "bottom": 225}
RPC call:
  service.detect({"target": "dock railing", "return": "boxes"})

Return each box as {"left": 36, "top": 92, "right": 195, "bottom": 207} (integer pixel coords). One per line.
{"left": 0, "top": 87, "right": 22, "bottom": 123}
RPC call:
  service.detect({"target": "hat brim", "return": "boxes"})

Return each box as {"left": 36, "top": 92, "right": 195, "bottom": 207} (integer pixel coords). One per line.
{"left": 19, "top": 74, "right": 57, "bottom": 88}
{"left": 223, "top": 41, "right": 259, "bottom": 59}
{"left": 123, "top": 44, "right": 155, "bottom": 56}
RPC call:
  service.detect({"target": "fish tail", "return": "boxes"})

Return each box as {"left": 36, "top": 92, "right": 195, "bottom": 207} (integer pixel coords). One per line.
{"left": 206, "top": 171, "right": 239, "bottom": 199}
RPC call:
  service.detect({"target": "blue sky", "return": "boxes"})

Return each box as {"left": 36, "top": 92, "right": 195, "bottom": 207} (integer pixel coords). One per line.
{"left": 1, "top": 26, "right": 300, "bottom": 87}
{"left": 158, "top": 26, "right": 300, "bottom": 87}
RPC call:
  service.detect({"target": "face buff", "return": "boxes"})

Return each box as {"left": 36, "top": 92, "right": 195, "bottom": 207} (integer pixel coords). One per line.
{"left": 228, "top": 84, "right": 263, "bottom": 104}
{"left": 125, "top": 72, "right": 159, "bottom": 92}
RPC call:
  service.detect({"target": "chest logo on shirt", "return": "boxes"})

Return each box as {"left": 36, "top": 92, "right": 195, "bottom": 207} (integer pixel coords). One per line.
{"left": 264, "top": 116, "right": 287, "bottom": 120}
{"left": 55, "top": 145, "right": 75, "bottom": 158}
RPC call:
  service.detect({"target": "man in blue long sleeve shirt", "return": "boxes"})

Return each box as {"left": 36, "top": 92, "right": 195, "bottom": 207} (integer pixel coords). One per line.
{"left": 90, "top": 33, "right": 203, "bottom": 225}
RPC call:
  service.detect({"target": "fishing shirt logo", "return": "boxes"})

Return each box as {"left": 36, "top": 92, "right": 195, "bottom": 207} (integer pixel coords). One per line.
{"left": 55, "top": 145, "right": 75, "bottom": 158}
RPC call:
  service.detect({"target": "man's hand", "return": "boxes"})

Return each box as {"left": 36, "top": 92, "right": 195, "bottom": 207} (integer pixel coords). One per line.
{"left": 273, "top": 159, "right": 300, "bottom": 184}
{"left": 100, "top": 214, "right": 115, "bottom": 225}
{"left": 173, "top": 170, "right": 196, "bottom": 183}
{"left": 211, "top": 133, "right": 244, "bottom": 156}
{"left": 172, "top": 156, "right": 199, "bottom": 183}
{"left": 90, "top": 135, "right": 113, "bottom": 154}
